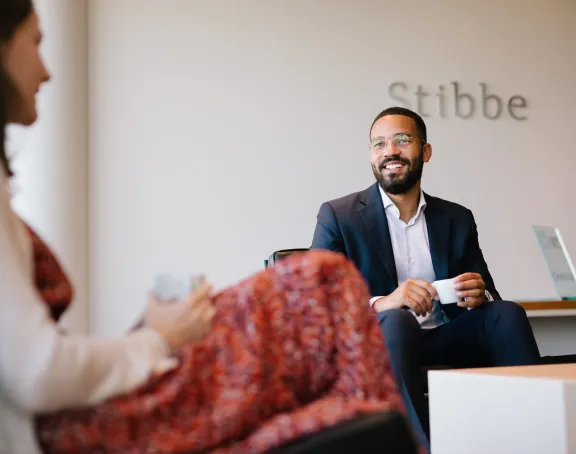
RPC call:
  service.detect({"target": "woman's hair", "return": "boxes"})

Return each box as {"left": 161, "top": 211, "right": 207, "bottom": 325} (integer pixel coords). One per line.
{"left": 0, "top": 0, "right": 33, "bottom": 177}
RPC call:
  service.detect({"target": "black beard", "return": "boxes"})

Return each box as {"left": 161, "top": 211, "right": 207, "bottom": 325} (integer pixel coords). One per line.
{"left": 372, "top": 153, "right": 424, "bottom": 195}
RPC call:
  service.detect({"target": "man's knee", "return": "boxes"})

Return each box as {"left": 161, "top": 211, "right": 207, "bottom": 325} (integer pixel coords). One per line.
{"left": 481, "top": 300, "right": 540, "bottom": 365}
{"left": 485, "top": 300, "right": 528, "bottom": 321}
{"left": 378, "top": 307, "right": 420, "bottom": 327}
{"left": 377, "top": 308, "right": 421, "bottom": 345}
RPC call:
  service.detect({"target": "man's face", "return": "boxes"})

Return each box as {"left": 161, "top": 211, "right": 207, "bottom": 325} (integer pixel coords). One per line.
{"left": 370, "top": 115, "right": 431, "bottom": 195}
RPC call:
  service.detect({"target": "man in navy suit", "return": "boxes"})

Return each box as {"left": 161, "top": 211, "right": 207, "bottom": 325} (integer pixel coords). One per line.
{"left": 311, "top": 107, "right": 540, "bottom": 450}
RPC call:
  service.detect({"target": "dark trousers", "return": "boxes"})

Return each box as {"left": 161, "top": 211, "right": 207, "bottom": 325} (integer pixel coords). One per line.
{"left": 377, "top": 301, "right": 541, "bottom": 453}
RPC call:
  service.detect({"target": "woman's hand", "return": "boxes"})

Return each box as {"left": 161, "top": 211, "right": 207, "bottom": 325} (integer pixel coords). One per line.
{"left": 145, "top": 283, "right": 216, "bottom": 354}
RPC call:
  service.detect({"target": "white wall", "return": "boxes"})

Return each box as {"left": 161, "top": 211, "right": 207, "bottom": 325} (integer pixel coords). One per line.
{"left": 88, "top": 0, "right": 576, "bottom": 336}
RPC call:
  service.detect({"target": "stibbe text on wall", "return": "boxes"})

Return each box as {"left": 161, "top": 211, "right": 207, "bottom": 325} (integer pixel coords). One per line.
{"left": 388, "top": 82, "right": 528, "bottom": 120}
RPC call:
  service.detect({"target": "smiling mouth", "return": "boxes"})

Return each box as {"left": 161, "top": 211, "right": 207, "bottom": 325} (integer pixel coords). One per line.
{"left": 382, "top": 162, "right": 407, "bottom": 171}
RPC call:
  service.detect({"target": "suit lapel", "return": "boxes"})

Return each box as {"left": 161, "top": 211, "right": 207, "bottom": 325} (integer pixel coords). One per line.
{"left": 357, "top": 184, "right": 398, "bottom": 285}
{"left": 424, "top": 194, "right": 451, "bottom": 280}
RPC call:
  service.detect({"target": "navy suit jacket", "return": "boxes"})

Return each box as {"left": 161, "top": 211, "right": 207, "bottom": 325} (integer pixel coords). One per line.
{"left": 311, "top": 183, "right": 501, "bottom": 309}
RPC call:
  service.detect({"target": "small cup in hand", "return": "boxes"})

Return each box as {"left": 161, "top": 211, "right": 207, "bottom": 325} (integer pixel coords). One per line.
{"left": 431, "top": 278, "right": 460, "bottom": 305}
{"left": 153, "top": 274, "right": 205, "bottom": 302}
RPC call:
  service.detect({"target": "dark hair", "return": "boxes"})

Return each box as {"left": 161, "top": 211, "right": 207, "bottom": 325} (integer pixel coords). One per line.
{"left": 0, "top": 0, "right": 33, "bottom": 177}
{"left": 369, "top": 106, "right": 427, "bottom": 143}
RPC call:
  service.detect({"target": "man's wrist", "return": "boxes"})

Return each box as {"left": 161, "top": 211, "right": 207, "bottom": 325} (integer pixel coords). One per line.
{"left": 371, "top": 296, "right": 389, "bottom": 313}
{"left": 369, "top": 296, "right": 384, "bottom": 307}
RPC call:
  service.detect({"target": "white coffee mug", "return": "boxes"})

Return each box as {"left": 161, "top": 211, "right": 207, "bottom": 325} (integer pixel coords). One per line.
{"left": 432, "top": 278, "right": 460, "bottom": 305}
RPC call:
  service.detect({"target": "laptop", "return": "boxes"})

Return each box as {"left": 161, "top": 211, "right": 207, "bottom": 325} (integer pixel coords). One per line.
{"left": 532, "top": 225, "right": 576, "bottom": 300}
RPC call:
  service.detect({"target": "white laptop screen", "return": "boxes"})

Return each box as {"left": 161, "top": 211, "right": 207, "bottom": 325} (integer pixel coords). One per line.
{"left": 532, "top": 225, "right": 576, "bottom": 299}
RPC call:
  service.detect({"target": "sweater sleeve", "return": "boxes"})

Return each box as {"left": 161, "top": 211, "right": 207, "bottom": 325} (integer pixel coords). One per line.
{"left": 0, "top": 200, "right": 169, "bottom": 414}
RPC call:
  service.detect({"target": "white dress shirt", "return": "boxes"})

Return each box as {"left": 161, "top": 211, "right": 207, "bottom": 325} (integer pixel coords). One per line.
{"left": 370, "top": 187, "right": 447, "bottom": 328}
{"left": 0, "top": 168, "right": 170, "bottom": 454}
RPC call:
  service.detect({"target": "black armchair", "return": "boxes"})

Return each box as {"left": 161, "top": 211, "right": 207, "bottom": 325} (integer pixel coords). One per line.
{"left": 266, "top": 410, "right": 418, "bottom": 454}
{"left": 264, "top": 248, "right": 310, "bottom": 268}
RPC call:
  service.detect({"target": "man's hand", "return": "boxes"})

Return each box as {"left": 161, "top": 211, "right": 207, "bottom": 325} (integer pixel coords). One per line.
{"left": 374, "top": 279, "right": 439, "bottom": 316}
{"left": 453, "top": 272, "right": 487, "bottom": 308}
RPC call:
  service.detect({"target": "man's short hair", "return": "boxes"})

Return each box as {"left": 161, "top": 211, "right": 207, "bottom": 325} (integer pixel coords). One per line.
{"left": 370, "top": 107, "right": 427, "bottom": 143}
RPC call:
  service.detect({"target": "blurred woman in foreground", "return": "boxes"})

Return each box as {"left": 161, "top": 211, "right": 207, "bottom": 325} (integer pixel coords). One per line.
{"left": 0, "top": 1, "right": 405, "bottom": 453}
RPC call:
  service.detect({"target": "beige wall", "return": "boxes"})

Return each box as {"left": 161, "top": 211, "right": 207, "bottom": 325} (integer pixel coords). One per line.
{"left": 86, "top": 0, "right": 576, "bottom": 337}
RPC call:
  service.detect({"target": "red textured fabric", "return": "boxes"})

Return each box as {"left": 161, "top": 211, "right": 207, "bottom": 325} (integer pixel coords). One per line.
{"left": 25, "top": 223, "right": 74, "bottom": 322}
{"left": 28, "top": 225, "right": 407, "bottom": 453}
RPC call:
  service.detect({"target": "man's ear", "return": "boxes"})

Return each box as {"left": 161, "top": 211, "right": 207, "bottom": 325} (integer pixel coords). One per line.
{"left": 423, "top": 143, "right": 432, "bottom": 163}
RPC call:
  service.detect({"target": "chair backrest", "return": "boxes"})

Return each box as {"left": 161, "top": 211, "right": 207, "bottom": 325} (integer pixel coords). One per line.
{"left": 266, "top": 410, "right": 419, "bottom": 454}
{"left": 264, "top": 248, "right": 310, "bottom": 268}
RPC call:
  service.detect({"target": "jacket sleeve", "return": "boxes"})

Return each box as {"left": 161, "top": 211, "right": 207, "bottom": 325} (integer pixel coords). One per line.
{"left": 311, "top": 202, "right": 346, "bottom": 254}
{"left": 462, "top": 209, "right": 501, "bottom": 300}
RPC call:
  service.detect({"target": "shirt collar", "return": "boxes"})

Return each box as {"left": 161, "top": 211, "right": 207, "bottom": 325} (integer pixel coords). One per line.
{"left": 378, "top": 185, "right": 427, "bottom": 219}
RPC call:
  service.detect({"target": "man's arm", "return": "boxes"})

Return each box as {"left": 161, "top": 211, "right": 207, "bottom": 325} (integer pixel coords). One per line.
{"left": 462, "top": 210, "right": 501, "bottom": 300}
{"left": 311, "top": 202, "right": 346, "bottom": 254}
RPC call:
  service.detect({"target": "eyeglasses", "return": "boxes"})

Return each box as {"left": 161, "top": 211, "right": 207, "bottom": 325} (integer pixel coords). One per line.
{"left": 369, "top": 133, "right": 424, "bottom": 151}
